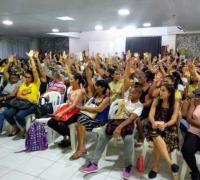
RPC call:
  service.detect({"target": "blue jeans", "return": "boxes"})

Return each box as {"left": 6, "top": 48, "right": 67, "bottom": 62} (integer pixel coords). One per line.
{"left": 4, "top": 105, "right": 35, "bottom": 128}
{"left": 0, "top": 107, "right": 8, "bottom": 133}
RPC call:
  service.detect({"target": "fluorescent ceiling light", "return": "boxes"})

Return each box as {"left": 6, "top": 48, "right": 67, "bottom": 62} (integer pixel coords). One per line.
{"left": 47, "top": 32, "right": 80, "bottom": 38}
{"left": 52, "top": 28, "right": 59, "bottom": 33}
{"left": 143, "top": 22, "right": 151, "bottom": 27}
{"left": 118, "top": 9, "right": 130, "bottom": 16}
{"left": 2, "top": 20, "right": 13, "bottom": 26}
{"left": 95, "top": 25, "right": 103, "bottom": 31}
{"left": 56, "top": 16, "right": 75, "bottom": 21}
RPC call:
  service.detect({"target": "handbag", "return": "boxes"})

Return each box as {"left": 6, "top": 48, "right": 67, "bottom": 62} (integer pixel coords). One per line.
{"left": 35, "top": 101, "right": 54, "bottom": 119}
{"left": 105, "top": 119, "right": 134, "bottom": 136}
{"left": 80, "top": 98, "right": 97, "bottom": 119}
{"left": 8, "top": 97, "right": 33, "bottom": 110}
{"left": 52, "top": 103, "right": 79, "bottom": 121}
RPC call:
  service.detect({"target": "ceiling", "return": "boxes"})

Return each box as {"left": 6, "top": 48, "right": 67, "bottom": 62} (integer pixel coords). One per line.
{"left": 0, "top": 0, "right": 199, "bottom": 36}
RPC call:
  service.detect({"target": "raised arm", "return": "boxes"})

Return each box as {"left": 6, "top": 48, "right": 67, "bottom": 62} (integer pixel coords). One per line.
{"left": 4, "top": 55, "right": 14, "bottom": 81}
{"left": 124, "top": 50, "right": 132, "bottom": 92}
{"left": 33, "top": 51, "right": 46, "bottom": 82}
{"left": 85, "top": 62, "right": 95, "bottom": 96}
{"left": 26, "top": 50, "right": 39, "bottom": 83}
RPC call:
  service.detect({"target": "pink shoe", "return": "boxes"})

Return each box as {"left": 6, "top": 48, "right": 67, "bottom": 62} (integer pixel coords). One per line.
{"left": 122, "top": 165, "right": 132, "bottom": 179}
{"left": 82, "top": 162, "right": 98, "bottom": 174}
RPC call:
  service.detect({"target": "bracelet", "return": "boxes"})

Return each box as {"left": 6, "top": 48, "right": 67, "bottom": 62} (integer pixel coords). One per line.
{"left": 165, "top": 123, "right": 168, "bottom": 128}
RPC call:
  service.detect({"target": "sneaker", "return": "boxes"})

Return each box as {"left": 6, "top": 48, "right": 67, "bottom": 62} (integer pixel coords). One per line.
{"left": 122, "top": 165, "right": 132, "bottom": 179}
{"left": 82, "top": 162, "right": 98, "bottom": 174}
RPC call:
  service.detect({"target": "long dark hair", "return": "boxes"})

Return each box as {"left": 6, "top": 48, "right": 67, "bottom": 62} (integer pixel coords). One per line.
{"left": 72, "top": 73, "right": 84, "bottom": 86}
{"left": 156, "top": 84, "right": 175, "bottom": 119}
{"left": 95, "top": 79, "right": 110, "bottom": 94}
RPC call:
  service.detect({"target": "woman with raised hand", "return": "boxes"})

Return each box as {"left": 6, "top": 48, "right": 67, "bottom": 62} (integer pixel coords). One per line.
{"left": 69, "top": 61, "right": 110, "bottom": 160}
{"left": 4, "top": 50, "right": 40, "bottom": 137}
{"left": 147, "top": 84, "right": 179, "bottom": 179}
{"left": 47, "top": 70, "right": 84, "bottom": 147}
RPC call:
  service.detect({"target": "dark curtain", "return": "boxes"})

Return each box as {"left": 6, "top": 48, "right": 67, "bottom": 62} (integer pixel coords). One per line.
{"left": 126, "top": 36, "right": 162, "bottom": 57}
{"left": 38, "top": 37, "right": 69, "bottom": 53}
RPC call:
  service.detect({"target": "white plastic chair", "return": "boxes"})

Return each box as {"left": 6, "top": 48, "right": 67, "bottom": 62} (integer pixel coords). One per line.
{"left": 94, "top": 99, "right": 124, "bottom": 159}
{"left": 50, "top": 103, "right": 77, "bottom": 150}
{"left": 68, "top": 99, "right": 124, "bottom": 152}
{"left": 26, "top": 92, "right": 61, "bottom": 133}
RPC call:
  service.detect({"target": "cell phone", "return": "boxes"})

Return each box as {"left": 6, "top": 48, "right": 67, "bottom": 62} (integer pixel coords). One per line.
{"left": 155, "top": 121, "right": 164, "bottom": 126}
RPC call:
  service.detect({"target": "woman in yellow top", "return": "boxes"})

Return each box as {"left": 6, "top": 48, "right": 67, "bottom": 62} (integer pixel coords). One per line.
{"left": 4, "top": 50, "right": 40, "bottom": 137}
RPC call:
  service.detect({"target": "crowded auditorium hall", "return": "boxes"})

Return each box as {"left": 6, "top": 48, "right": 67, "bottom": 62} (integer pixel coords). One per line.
{"left": 0, "top": 0, "right": 200, "bottom": 180}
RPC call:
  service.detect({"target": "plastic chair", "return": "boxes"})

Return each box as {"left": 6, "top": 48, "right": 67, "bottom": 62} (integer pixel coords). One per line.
{"left": 89, "top": 99, "right": 124, "bottom": 159}
{"left": 26, "top": 92, "right": 61, "bottom": 132}
{"left": 50, "top": 103, "right": 77, "bottom": 150}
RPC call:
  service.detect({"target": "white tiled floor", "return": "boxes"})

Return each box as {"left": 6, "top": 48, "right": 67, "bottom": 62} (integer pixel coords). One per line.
{"left": 0, "top": 132, "right": 193, "bottom": 180}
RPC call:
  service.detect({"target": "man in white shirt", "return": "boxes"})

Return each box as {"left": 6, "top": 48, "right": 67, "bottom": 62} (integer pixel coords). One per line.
{"left": 81, "top": 86, "right": 143, "bottom": 179}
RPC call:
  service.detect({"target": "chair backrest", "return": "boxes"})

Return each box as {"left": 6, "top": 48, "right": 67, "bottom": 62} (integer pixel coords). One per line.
{"left": 0, "top": 75, "right": 4, "bottom": 88}
{"left": 41, "top": 91, "right": 62, "bottom": 111}
{"left": 108, "top": 99, "right": 124, "bottom": 119}
{"left": 61, "top": 85, "right": 67, "bottom": 103}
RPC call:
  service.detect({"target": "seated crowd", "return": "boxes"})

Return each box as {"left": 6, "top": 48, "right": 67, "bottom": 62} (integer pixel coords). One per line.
{"left": 0, "top": 49, "right": 200, "bottom": 180}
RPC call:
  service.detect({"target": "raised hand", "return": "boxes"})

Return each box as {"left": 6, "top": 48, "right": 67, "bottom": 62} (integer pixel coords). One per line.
{"left": 126, "top": 50, "right": 132, "bottom": 61}
{"left": 33, "top": 51, "right": 39, "bottom": 59}
{"left": 8, "top": 55, "right": 15, "bottom": 63}
{"left": 26, "top": 50, "right": 34, "bottom": 58}
{"left": 63, "top": 51, "right": 67, "bottom": 59}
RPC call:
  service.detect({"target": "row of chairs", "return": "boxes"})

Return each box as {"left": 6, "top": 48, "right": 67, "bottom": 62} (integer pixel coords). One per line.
{"left": 2, "top": 91, "right": 189, "bottom": 179}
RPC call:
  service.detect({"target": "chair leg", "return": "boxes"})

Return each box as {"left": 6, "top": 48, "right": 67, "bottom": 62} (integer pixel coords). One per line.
{"left": 69, "top": 124, "right": 76, "bottom": 151}
{"left": 141, "top": 138, "right": 148, "bottom": 160}
{"left": 26, "top": 119, "right": 31, "bottom": 131}
{"left": 180, "top": 161, "right": 188, "bottom": 180}
{"left": 171, "top": 150, "right": 179, "bottom": 180}
{"left": 102, "top": 144, "right": 108, "bottom": 160}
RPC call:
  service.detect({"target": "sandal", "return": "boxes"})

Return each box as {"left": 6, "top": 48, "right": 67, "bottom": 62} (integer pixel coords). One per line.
{"left": 148, "top": 170, "right": 157, "bottom": 179}
{"left": 69, "top": 150, "right": 87, "bottom": 160}
{"left": 8, "top": 129, "right": 20, "bottom": 137}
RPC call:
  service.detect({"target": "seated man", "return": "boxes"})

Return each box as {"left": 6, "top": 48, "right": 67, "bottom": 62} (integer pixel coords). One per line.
{"left": 81, "top": 86, "right": 143, "bottom": 179}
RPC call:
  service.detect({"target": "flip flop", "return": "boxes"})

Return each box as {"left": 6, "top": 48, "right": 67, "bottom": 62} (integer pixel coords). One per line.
{"left": 69, "top": 150, "right": 87, "bottom": 160}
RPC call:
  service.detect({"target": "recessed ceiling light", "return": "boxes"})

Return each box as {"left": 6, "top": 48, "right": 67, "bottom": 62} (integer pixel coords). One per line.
{"left": 95, "top": 25, "right": 103, "bottom": 31}
{"left": 52, "top": 28, "right": 60, "bottom": 33}
{"left": 118, "top": 9, "right": 130, "bottom": 16}
{"left": 56, "top": 16, "right": 75, "bottom": 21}
{"left": 2, "top": 20, "right": 13, "bottom": 26}
{"left": 110, "top": 26, "right": 117, "bottom": 31}
{"left": 143, "top": 22, "right": 151, "bottom": 27}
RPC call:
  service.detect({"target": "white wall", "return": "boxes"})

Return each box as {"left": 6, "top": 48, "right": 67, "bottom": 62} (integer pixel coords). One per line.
{"left": 69, "top": 27, "right": 179, "bottom": 56}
